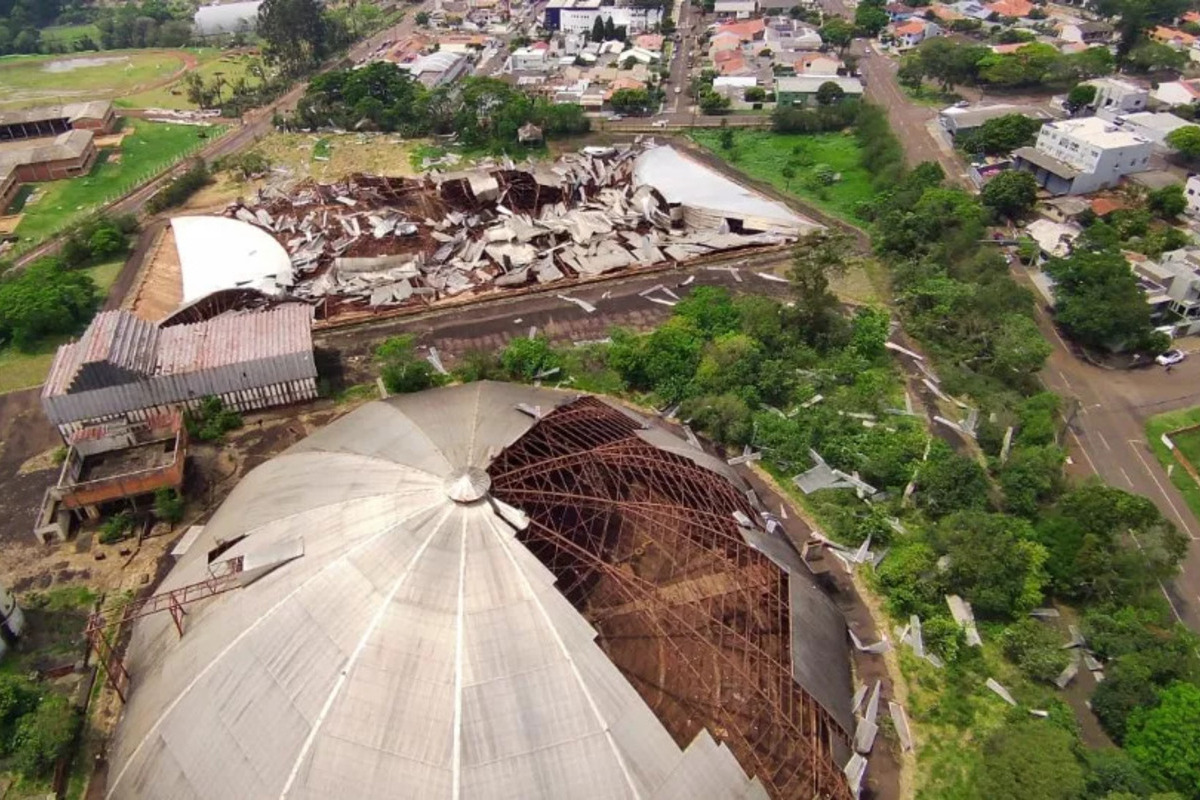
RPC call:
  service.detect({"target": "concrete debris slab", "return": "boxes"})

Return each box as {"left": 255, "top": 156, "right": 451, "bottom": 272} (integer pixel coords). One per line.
{"left": 1064, "top": 624, "right": 1086, "bottom": 649}
{"left": 986, "top": 678, "right": 1017, "bottom": 706}
{"left": 945, "top": 594, "right": 983, "bottom": 647}
{"left": 1082, "top": 652, "right": 1103, "bottom": 672}
{"left": 908, "top": 615, "right": 925, "bottom": 658}
{"left": 556, "top": 294, "right": 596, "bottom": 314}
{"left": 755, "top": 272, "right": 789, "bottom": 283}
{"left": 1054, "top": 652, "right": 1080, "bottom": 689}
{"left": 646, "top": 297, "right": 677, "bottom": 307}
{"left": 844, "top": 753, "right": 867, "bottom": 798}
{"left": 849, "top": 629, "right": 891, "bottom": 654}
{"left": 885, "top": 341, "right": 924, "bottom": 361}
{"left": 426, "top": 347, "right": 448, "bottom": 376}
{"left": 1030, "top": 608, "right": 1061, "bottom": 619}
{"left": 682, "top": 425, "right": 702, "bottom": 449}
{"left": 889, "top": 702, "right": 914, "bottom": 752}
{"left": 854, "top": 719, "right": 878, "bottom": 755}
{"left": 851, "top": 684, "right": 868, "bottom": 715}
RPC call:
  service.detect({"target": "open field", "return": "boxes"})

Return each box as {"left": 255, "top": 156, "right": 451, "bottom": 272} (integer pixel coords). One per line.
{"left": 690, "top": 130, "right": 873, "bottom": 223}
{"left": 242, "top": 131, "right": 425, "bottom": 182}
{"left": 1147, "top": 406, "right": 1200, "bottom": 524}
{"left": 13, "top": 119, "right": 220, "bottom": 245}
{"left": 0, "top": 258, "right": 124, "bottom": 394}
{"left": 118, "top": 50, "right": 263, "bottom": 110}
{"left": 0, "top": 50, "right": 194, "bottom": 109}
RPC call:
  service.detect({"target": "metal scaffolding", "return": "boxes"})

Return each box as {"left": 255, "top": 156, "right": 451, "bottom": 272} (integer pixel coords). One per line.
{"left": 85, "top": 557, "right": 245, "bottom": 703}
{"left": 489, "top": 397, "right": 852, "bottom": 800}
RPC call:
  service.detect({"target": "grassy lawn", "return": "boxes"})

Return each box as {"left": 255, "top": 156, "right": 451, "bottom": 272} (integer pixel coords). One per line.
{"left": 0, "top": 50, "right": 188, "bottom": 109}
{"left": 39, "top": 24, "right": 101, "bottom": 49}
{"left": 690, "top": 129, "right": 872, "bottom": 223}
{"left": 0, "top": 258, "right": 124, "bottom": 394}
{"left": 1146, "top": 406, "right": 1200, "bottom": 525}
{"left": 13, "top": 119, "right": 221, "bottom": 245}
{"left": 904, "top": 84, "right": 964, "bottom": 107}
{"left": 117, "top": 49, "right": 262, "bottom": 110}
{"left": 247, "top": 131, "right": 423, "bottom": 181}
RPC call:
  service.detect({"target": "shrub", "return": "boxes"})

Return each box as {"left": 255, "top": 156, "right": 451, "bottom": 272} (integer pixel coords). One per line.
{"left": 1000, "top": 618, "right": 1069, "bottom": 682}
{"left": 376, "top": 334, "right": 443, "bottom": 394}
{"left": 184, "top": 396, "right": 243, "bottom": 442}
{"left": 500, "top": 336, "right": 560, "bottom": 382}
{"left": 154, "top": 488, "right": 185, "bottom": 525}
{"left": 146, "top": 159, "right": 211, "bottom": 214}
{"left": 11, "top": 694, "right": 80, "bottom": 777}
{"left": 99, "top": 511, "right": 134, "bottom": 544}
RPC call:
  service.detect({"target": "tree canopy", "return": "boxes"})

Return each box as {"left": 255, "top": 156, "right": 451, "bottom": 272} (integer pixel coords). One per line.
{"left": 0, "top": 259, "right": 98, "bottom": 351}
{"left": 1125, "top": 682, "right": 1200, "bottom": 796}
{"left": 976, "top": 719, "right": 1087, "bottom": 800}
{"left": 1044, "top": 248, "right": 1166, "bottom": 352}
{"left": 1167, "top": 126, "right": 1200, "bottom": 160}
{"left": 957, "top": 114, "right": 1043, "bottom": 156}
{"left": 982, "top": 170, "right": 1038, "bottom": 221}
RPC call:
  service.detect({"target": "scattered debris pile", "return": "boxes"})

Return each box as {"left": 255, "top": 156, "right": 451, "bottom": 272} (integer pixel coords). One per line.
{"left": 219, "top": 143, "right": 801, "bottom": 318}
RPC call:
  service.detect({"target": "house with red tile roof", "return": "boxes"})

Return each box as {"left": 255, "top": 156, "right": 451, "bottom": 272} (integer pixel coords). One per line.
{"left": 987, "top": 0, "right": 1032, "bottom": 18}
{"left": 715, "top": 18, "right": 766, "bottom": 42}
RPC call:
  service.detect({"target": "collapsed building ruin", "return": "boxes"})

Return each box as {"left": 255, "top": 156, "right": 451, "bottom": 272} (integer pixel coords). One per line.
{"left": 204, "top": 143, "right": 819, "bottom": 321}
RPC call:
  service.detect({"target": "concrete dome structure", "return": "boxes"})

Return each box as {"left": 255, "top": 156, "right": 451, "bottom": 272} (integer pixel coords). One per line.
{"left": 106, "top": 383, "right": 852, "bottom": 800}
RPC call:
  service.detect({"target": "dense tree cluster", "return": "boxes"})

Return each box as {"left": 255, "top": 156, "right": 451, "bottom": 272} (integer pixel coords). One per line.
{"left": 0, "top": 0, "right": 65, "bottom": 55}
{"left": 0, "top": 676, "right": 80, "bottom": 779}
{"left": 956, "top": 113, "right": 1044, "bottom": 157}
{"left": 899, "top": 38, "right": 1114, "bottom": 93}
{"left": 96, "top": 0, "right": 195, "bottom": 51}
{"left": 1045, "top": 248, "right": 1169, "bottom": 353}
{"left": 290, "top": 64, "right": 589, "bottom": 147}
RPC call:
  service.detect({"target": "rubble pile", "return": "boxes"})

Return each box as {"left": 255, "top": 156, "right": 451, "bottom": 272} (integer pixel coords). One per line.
{"left": 221, "top": 142, "right": 798, "bottom": 315}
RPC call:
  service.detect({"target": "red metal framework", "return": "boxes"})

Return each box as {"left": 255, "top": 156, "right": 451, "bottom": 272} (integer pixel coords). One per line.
{"left": 85, "top": 557, "right": 245, "bottom": 703}
{"left": 489, "top": 397, "right": 852, "bottom": 800}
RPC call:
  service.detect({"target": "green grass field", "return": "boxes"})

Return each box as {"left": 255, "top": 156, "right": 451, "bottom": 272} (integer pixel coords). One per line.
{"left": 39, "top": 23, "right": 101, "bottom": 48}
{"left": 1146, "top": 406, "right": 1200, "bottom": 524}
{"left": 0, "top": 258, "right": 125, "bottom": 394}
{"left": 0, "top": 50, "right": 188, "bottom": 109}
{"left": 690, "top": 130, "right": 872, "bottom": 223}
{"left": 14, "top": 119, "right": 220, "bottom": 244}
{"left": 118, "top": 50, "right": 262, "bottom": 110}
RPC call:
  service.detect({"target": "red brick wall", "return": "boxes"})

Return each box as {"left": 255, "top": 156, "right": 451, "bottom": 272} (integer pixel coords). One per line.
{"left": 12, "top": 142, "right": 96, "bottom": 183}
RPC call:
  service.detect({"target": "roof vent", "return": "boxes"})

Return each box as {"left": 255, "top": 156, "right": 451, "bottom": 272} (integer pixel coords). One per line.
{"left": 445, "top": 466, "right": 491, "bottom": 504}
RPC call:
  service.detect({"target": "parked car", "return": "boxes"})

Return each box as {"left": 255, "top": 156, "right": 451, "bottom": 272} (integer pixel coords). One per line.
{"left": 1156, "top": 349, "right": 1186, "bottom": 367}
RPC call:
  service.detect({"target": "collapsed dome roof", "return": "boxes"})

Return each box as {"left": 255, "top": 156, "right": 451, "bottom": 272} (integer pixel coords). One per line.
{"left": 106, "top": 383, "right": 852, "bottom": 800}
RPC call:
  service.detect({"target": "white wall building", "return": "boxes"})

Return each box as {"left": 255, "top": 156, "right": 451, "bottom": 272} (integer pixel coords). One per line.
{"left": 1185, "top": 175, "right": 1200, "bottom": 216}
{"left": 1111, "top": 111, "right": 1191, "bottom": 146}
{"left": 508, "top": 47, "right": 549, "bottom": 71}
{"left": 544, "top": 0, "right": 663, "bottom": 34}
{"left": 1013, "top": 117, "right": 1153, "bottom": 195}
{"left": 715, "top": 0, "right": 757, "bottom": 18}
{"left": 1086, "top": 77, "right": 1149, "bottom": 114}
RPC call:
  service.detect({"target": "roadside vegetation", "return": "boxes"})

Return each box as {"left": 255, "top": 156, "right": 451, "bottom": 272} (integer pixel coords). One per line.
{"left": 285, "top": 63, "right": 590, "bottom": 151}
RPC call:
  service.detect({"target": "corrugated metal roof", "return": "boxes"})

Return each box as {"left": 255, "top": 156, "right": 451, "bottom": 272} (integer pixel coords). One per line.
{"left": 44, "top": 305, "right": 314, "bottom": 399}
{"left": 105, "top": 383, "right": 771, "bottom": 800}
{"left": 0, "top": 100, "right": 112, "bottom": 127}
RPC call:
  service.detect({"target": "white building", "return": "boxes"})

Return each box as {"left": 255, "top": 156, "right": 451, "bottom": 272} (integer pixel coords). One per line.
{"left": 1013, "top": 117, "right": 1153, "bottom": 196}
{"left": 544, "top": 0, "right": 663, "bottom": 35}
{"left": 508, "top": 46, "right": 549, "bottom": 72}
{"left": 712, "top": 75, "right": 757, "bottom": 99}
{"left": 1152, "top": 79, "right": 1200, "bottom": 107}
{"left": 715, "top": 0, "right": 757, "bottom": 18}
{"left": 1111, "top": 112, "right": 1191, "bottom": 146}
{"left": 1132, "top": 247, "right": 1200, "bottom": 334}
{"left": 1086, "top": 77, "right": 1149, "bottom": 114}
{"left": 1185, "top": 175, "right": 1200, "bottom": 216}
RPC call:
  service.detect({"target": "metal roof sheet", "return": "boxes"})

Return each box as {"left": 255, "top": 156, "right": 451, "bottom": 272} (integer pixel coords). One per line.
{"left": 106, "top": 383, "right": 773, "bottom": 800}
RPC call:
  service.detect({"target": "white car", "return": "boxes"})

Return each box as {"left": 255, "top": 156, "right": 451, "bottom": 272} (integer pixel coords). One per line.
{"left": 651, "top": 119, "right": 670, "bottom": 128}
{"left": 1156, "top": 349, "right": 1186, "bottom": 367}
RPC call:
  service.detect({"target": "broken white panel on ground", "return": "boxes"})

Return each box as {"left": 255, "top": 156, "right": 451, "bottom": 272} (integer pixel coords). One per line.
{"left": 889, "top": 702, "right": 914, "bottom": 752}
{"left": 945, "top": 594, "right": 983, "bottom": 647}
{"left": 986, "top": 678, "right": 1017, "bottom": 706}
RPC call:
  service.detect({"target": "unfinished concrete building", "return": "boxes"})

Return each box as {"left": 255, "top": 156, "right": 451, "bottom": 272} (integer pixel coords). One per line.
{"left": 41, "top": 305, "right": 317, "bottom": 436}
{"left": 101, "top": 383, "right": 854, "bottom": 800}
{"left": 177, "top": 143, "right": 819, "bottom": 323}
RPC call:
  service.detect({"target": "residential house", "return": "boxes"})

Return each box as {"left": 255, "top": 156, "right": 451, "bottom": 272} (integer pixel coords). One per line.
{"left": 987, "top": 0, "right": 1032, "bottom": 18}
{"left": 885, "top": 2, "right": 923, "bottom": 21}
{"left": 763, "top": 24, "right": 823, "bottom": 51}
{"left": 1152, "top": 79, "right": 1200, "bottom": 107}
{"left": 715, "top": 51, "right": 753, "bottom": 76}
{"left": 1025, "top": 217, "right": 1082, "bottom": 259}
{"left": 716, "top": 18, "right": 767, "bottom": 43}
{"left": 794, "top": 53, "right": 841, "bottom": 75}
{"left": 714, "top": 0, "right": 757, "bottom": 18}
{"left": 1130, "top": 247, "right": 1200, "bottom": 333}
{"left": 894, "top": 19, "right": 941, "bottom": 49}
{"left": 1012, "top": 117, "right": 1153, "bottom": 195}
{"left": 1057, "top": 20, "right": 1113, "bottom": 44}
{"left": 712, "top": 75, "right": 758, "bottom": 99}
{"left": 1151, "top": 26, "right": 1197, "bottom": 50}
{"left": 951, "top": 1, "right": 993, "bottom": 21}
{"left": 633, "top": 33, "right": 664, "bottom": 51}
{"left": 929, "top": 4, "right": 964, "bottom": 22}
{"left": 1086, "top": 77, "right": 1149, "bottom": 114}
{"left": 775, "top": 75, "right": 864, "bottom": 106}
{"left": 939, "top": 103, "right": 1052, "bottom": 139}
{"left": 710, "top": 31, "right": 743, "bottom": 53}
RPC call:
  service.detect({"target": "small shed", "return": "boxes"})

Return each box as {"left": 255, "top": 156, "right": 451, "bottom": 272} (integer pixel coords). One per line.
{"left": 518, "top": 122, "right": 544, "bottom": 144}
